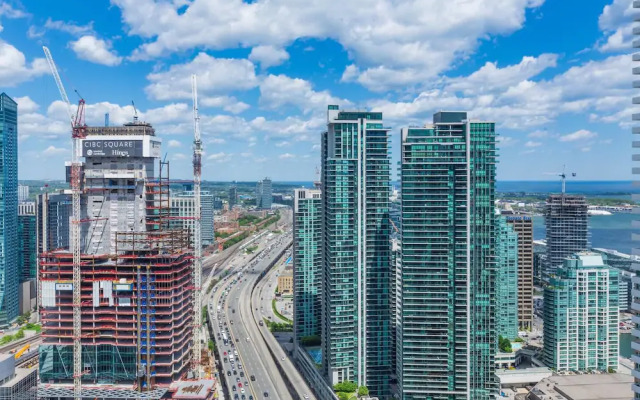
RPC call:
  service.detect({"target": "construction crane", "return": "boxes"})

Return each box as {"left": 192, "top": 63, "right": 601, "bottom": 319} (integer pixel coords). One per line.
{"left": 191, "top": 74, "right": 203, "bottom": 376}
{"left": 43, "top": 46, "right": 86, "bottom": 399}
{"left": 545, "top": 164, "right": 576, "bottom": 194}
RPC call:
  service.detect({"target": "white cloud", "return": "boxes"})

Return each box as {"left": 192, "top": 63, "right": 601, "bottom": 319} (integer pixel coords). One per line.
{"left": 168, "top": 139, "right": 182, "bottom": 148}
{"left": 14, "top": 96, "right": 39, "bottom": 113}
{"left": 145, "top": 53, "right": 258, "bottom": 100}
{"left": 207, "top": 152, "right": 233, "bottom": 162}
{"left": 497, "top": 136, "right": 517, "bottom": 148}
{"left": 0, "top": 3, "right": 29, "bottom": 32}
{"left": 279, "top": 153, "right": 295, "bottom": 159}
{"left": 260, "top": 74, "right": 349, "bottom": 114}
{"left": 70, "top": 36, "right": 123, "bottom": 66}
{"left": 42, "top": 145, "right": 68, "bottom": 156}
{"left": 528, "top": 130, "right": 549, "bottom": 138}
{"left": 45, "top": 18, "right": 94, "bottom": 36}
{"left": 581, "top": 146, "right": 592, "bottom": 152}
{"left": 0, "top": 40, "right": 48, "bottom": 87}
{"left": 249, "top": 45, "right": 289, "bottom": 68}
{"left": 525, "top": 140, "right": 542, "bottom": 148}
{"left": 208, "top": 137, "right": 226, "bottom": 144}
{"left": 200, "top": 96, "right": 250, "bottom": 114}
{"left": 558, "top": 129, "right": 597, "bottom": 142}
{"left": 275, "top": 141, "right": 290, "bottom": 147}
{"left": 172, "top": 153, "right": 187, "bottom": 160}
{"left": 597, "top": 0, "right": 635, "bottom": 52}
{"left": 114, "top": 0, "right": 544, "bottom": 89}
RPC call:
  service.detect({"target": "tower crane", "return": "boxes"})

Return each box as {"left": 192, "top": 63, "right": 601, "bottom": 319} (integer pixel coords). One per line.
{"left": 42, "top": 46, "right": 86, "bottom": 399}
{"left": 545, "top": 164, "right": 576, "bottom": 194}
{"left": 191, "top": 74, "right": 203, "bottom": 375}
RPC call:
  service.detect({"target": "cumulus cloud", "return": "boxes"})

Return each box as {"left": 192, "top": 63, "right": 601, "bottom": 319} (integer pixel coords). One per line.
{"left": 113, "top": 0, "right": 544, "bottom": 89}
{"left": 70, "top": 36, "right": 123, "bottom": 66}
{"left": 42, "top": 146, "right": 68, "bottom": 156}
{"left": 260, "top": 74, "right": 350, "bottom": 114}
{"left": 597, "top": 0, "right": 635, "bottom": 52}
{"left": 207, "top": 152, "right": 233, "bottom": 162}
{"left": 0, "top": 3, "right": 29, "bottom": 32}
{"left": 200, "top": 96, "right": 250, "bottom": 114}
{"left": 279, "top": 153, "right": 295, "bottom": 159}
{"left": 525, "top": 140, "right": 542, "bottom": 147}
{"left": 14, "top": 96, "right": 39, "bottom": 113}
{"left": 0, "top": 40, "right": 48, "bottom": 87}
{"left": 559, "top": 129, "right": 597, "bottom": 142}
{"left": 145, "top": 53, "right": 258, "bottom": 100}
{"left": 249, "top": 45, "right": 289, "bottom": 68}
{"left": 45, "top": 18, "right": 94, "bottom": 36}
{"left": 168, "top": 139, "right": 182, "bottom": 148}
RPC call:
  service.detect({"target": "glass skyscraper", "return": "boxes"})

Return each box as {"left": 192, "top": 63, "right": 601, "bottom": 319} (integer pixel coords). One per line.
{"left": 543, "top": 252, "right": 618, "bottom": 372}
{"left": 321, "top": 105, "right": 392, "bottom": 398}
{"left": 495, "top": 216, "right": 518, "bottom": 340}
{"left": 0, "top": 93, "right": 19, "bottom": 327}
{"left": 293, "top": 188, "right": 322, "bottom": 345}
{"left": 398, "top": 112, "right": 497, "bottom": 399}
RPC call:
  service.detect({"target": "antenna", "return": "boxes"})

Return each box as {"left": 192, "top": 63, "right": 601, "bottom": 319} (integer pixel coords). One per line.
{"left": 132, "top": 100, "right": 139, "bottom": 123}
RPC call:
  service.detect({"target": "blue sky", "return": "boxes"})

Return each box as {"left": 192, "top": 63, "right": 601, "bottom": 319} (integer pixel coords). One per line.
{"left": 0, "top": 0, "right": 633, "bottom": 181}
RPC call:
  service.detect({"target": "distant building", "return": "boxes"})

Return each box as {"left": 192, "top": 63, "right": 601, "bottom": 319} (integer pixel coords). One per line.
{"left": 277, "top": 266, "right": 293, "bottom": 295}
{"left": 36, "top": 192, "right": 71, "bottom": 254}
{"left": 398, "top": 111, "right": 497, "bottom": 398}
{"left": 213, "top": 196, "right": 223, "bottom": 210}
{"left": 0, "top": 93, "right": 19, "bottom": 327}
{"left": 496, "top": 216, "right": 519, "bottom": 340}
{"left": 293, "top": 188, "right": 322, "bottom": 345}
{"left": 0, "top": 353, "right": 37, "bottom": 400}
{"left": 18, "top": 202, "right": 36, "bottom": 283}
{"left": 543, "top": 252, "right": 618, "bottom": 372}
{"left": 17, "top": 184, "right": 29, "bottom": 203}
{"left": 229, "top": 185, "right": 238, "bottom": 208}
{"left": 170, "top": 189, "right": 215, "bottom": 246}
{"left": 503, "top": 212, "right": 534, "bottom": 330}
{"left": 255, "top": 177, "right": 272, "bottom": 209}
{"left": 544, "top": 194, "right": 588, "bottom": 279}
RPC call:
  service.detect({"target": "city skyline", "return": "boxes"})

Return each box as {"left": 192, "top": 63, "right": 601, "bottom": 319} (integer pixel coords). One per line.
{"left": 0, "top": 0, "right": 633, "bottom": 181}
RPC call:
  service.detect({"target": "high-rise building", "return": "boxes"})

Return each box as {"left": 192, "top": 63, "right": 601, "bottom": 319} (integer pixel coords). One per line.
{"left": 502, "top": 212, "right": 534, "bottom": 330}
{"left": 18, "top": 184, "right": 29, "bottom": 203}
{"left": 0, "top": 93, "right": 19, "bottom": 328}
{"left": 256, "top": 177, "right": 272, "bottom": 210}
{"left": 18, "top": 202, "right": 37, "bottom": 283}
{"left": 495, "top": 216, "right": 518, "bottom": 340}
{"left": 36, "top": 192, "right": 72, "bottom": 254}
{"left": 229, "top": 184, "right": 238, "bottom": 208}
{"left": 38, "top": 121, "right": 194, "bottom": 398}
{"left": 170, "top": 189, "right": 215, "bottom": 246}
{"left": 633, "top": 4, "right": 640, "bottom": 395}
{"left": 321, "top": 105, "right": 392, "bottom": 397}
{"left": 398, "top": 111, "right": 497, "bottom": 399}
{"left": 542, "top": 252, "right": 618, "bottom": 372}
{"left": 543, "top": 194, "right": 588, "bottom": 279}
{"left": 293, "top": 188, "right": 322, "bottom": 347}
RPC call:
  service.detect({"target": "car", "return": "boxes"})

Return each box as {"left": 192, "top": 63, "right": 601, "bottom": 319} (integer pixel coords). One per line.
{"left": 304, "top": 395, "right": 309, "bottom": 399}
{"left": 236, "top": 378, "right": 240, "bottom": 383}
{"left": 232, "top": 386, "right": 236, "bottom": 392}
{"left": 234, "top": 395, "right": 239, "bottom": 400}
{"left": 241, "top": 388, "right": 245, "bottom": 394}
{"left": 240, "top": 371, "right": 245, "bottom": 377}
{"left": 250, "top": 375, "right": 256, "bottom": 381}
{"left": 263, "top": 392, "right": 268, "bottom": 398}
{"left": 224, "top": 351, "right": 227, "bottom": 356}
{"left": 233, "top": 370, "right": 237, "bottom": 375}
{"left": 242, "top": 396, "right": 246, "bottom": 400}
{"left": 280, "top": 356, "right": 285, "bottom": 361}
{"left": 227, "top": 371, "right": 231, "bottom": 376}
{"left": 238, "top": 383, "right": 243, "bottom": 388}
{"left": 246, "top": 337, "right": 250, "bottom": 342}
{"left": 224, "top": 357, "right": 227, "bottom": 362}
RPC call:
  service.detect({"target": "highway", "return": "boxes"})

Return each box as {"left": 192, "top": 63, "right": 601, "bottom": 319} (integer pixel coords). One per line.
{"left": 208, "top": 209, "right": 317, "bottom": 400}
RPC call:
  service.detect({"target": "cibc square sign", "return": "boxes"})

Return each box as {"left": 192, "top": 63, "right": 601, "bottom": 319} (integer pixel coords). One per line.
{"left": 83, "top": 139, "right": 143, "bottom": 157}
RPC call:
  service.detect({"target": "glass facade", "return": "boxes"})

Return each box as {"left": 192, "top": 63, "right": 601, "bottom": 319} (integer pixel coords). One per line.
{"left": 542, "top": 252, "right": 618, "bottom": 372}
{"left": 321, "top": 105, "right": 391, "bottom": 398}
{"left": 0, "top": 93, "right": 19, "bottom": 327}
{"left": 495, "top": 216, "right": 518, "bottom": 340}
{"left": 398, "top": 112, "right": 497, "bottom": 399}
{"left": 293, "top": 189, "right": 322, "bottom": 343}
{"left": 18, "top": 212, "right": 37, "bottom": 283}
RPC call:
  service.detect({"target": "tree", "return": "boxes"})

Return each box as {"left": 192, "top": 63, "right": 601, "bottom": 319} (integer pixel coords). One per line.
{"left": 15, "top": 329, "right": 24, "bottom": 340}
{"left": 358, "top": 386, "right": 369, "bottom": 397}
{"left": 333, "top": 381, "right": 357, "bottom": 393}
{"left": 498, "top": 335, "right": 512, "bottom": 353}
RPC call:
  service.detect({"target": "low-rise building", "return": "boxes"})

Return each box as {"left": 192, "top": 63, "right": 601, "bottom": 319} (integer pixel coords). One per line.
{"left": 278, "top": 266, "right": 293, "bottom": 295}
{"left": 528, "top": 373, "right": 632, "bottom": 400}
{"left": 0, "top": 353, "right": 37, "bottom": 400}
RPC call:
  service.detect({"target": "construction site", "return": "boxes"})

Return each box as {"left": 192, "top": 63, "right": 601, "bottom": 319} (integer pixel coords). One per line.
{"left": 37, "top": 48, "right": 214, "bottom": 399}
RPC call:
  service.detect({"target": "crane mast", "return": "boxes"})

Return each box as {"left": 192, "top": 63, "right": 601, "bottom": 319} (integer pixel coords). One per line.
{"left": 42, "top": 46, "right": 86, "bottom": 399}
{"left": 191, "top": 74, "right": 203, "bottom": 374}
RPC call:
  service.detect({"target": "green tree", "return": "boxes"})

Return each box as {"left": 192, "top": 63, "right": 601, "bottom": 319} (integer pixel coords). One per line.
{"left": 358, "top": 386, "right": 369, "bottom": 396}
{"left": 333, "top": 381, "right": 357, "bottom": 393}
{"left": 15, "top": 329, "right": 24, "bottom": 340}
{"left": 498, "top": 335, "right": 512, "bottom": 353}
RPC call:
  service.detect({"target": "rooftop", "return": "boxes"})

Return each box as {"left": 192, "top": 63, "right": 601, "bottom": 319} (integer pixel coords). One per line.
{"left": 530, "top": 374, "right": 633, "bottom": 400}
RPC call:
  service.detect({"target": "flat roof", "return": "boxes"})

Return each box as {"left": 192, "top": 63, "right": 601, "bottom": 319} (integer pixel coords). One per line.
{"left": 0, "top": 367, "right": 36, "bottom": 388}
{"left": 173, "top": 380, "right": 214, "bottom": 399}
{"left": 540, "top": 374, "right": 633, "bottom": 400}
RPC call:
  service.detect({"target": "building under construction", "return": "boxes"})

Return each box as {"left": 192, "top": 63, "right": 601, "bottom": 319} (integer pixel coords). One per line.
{"left": 38, "top": 122, "right": 203, "bottom": 399}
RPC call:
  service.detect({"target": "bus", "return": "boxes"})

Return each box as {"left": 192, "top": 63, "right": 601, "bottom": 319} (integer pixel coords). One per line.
{"left": 222, "top": 333, "right": 228, "bottom": 345}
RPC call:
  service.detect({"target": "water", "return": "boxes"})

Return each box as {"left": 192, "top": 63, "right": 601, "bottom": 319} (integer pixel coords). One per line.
{"left": 497, "top": 180, "right": 639, "bottom": 196}
{"left": 533, "top": 213, "right": 634, "bottom": 255}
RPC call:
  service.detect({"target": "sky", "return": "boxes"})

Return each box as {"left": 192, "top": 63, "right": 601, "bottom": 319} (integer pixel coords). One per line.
{"left": 0, "top": 0, "right": 634, "bottom": 181}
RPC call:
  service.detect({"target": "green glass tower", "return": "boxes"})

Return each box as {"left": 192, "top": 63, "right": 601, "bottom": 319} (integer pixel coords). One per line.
{"left": 293, "top": 188, "right": 322, "bottom": 344}
{"left": 496, "top": 215, "right": 518, "bottom": 340}
{"left": 542, "top": 252, "right": 619, "bottom": 372}
{"left": 321, "top": 105, "right": 392, "bottom": 398}
{"left": 0, "top": 93, "right": 19, "bottom": 328}
{"left": 399, "top": 112, "right": 497, "bottom": 399}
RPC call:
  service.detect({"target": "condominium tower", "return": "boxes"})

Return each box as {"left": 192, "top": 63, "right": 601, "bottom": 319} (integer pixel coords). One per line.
{"left": 0, "top": 93, "right": 19, "bottom": 327}
{"left": 495, "top": 216, "right": 518, "bottom": 340}
{"left": 36, "top": 192, "right": 72, "bottom": 254}
{"left": 321, "top": 105, "right": 392, "bottom": 398}
{"left": 293, "top": 188, "right": 322, "bottom": 346}
{"left": 399, "top": 111, "right": 497, "bottom": 399}
{"left": 170, "top": 187, "right": 215, "bottom": 246}
{"left": 502, "top": 212, "right": 534, "bottom": 330}
{"left": 542, "top": 252, "right": 618, "bottom": 372}
{"left": 632, "top": 4, "right": 640, "bottom": 396}
{"left": 543, "top": 194, "right": 588, "bottom": 279}
{"left": 18, "top": 202, "right": 37, "bottom": 283}
{"left": 256, "top": 177, "right": 272, "bottom": 209}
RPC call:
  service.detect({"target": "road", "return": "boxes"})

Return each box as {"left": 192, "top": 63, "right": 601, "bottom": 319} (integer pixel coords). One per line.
{"left": 210, "top": 232, "right": 291, "bottom": 399}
